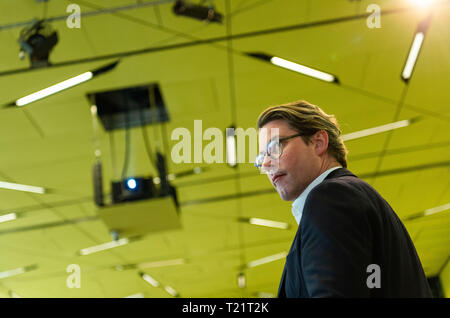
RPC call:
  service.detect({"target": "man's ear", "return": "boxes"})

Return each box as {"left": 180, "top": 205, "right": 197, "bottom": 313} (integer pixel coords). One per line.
{"left": 314, "top": 130, "right": 329, "bottom": 156}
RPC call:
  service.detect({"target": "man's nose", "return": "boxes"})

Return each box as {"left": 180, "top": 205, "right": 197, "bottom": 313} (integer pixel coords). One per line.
{"left": 261, "top": 153, "right": 274, "bottom": 173}
{"left": 262, "top": 153, "right": 272, "bottom": 167}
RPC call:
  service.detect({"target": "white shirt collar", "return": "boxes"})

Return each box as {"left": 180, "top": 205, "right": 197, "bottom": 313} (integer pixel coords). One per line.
{"left": 291, "top": 166, "right": 342, "bottom": 225}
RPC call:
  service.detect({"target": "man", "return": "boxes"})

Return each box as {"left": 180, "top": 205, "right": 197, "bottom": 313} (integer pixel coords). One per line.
{"left": 256, "top": 100, "right": 432, "bottom": 297}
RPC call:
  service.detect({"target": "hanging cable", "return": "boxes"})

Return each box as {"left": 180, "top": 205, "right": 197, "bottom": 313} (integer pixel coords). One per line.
{"left": 121, "top": 103, "right": 131, "bottom": 179}
{"left": 43, "top": 0, "right": 49, "bottom": 20}
{"left": 109, "top": 131, "right": 118, "bottom": 180}
{"left": 139, "top": 88, "right": 157, "bottom": 171}
{"left": 160, "top": 122, "right": 170, "bottom": 159}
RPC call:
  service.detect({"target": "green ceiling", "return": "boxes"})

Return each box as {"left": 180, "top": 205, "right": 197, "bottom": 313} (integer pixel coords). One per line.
{"left": 0, "top": 0, "right": 449, "bottom": 298}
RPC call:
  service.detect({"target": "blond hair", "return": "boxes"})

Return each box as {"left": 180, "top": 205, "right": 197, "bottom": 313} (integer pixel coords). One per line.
{"left": 257, "top": 100, "right": 348, "bottom": 168}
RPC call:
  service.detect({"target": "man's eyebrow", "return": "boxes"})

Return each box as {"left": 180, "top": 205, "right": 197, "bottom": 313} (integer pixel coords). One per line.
{"left": 259, "top": 135, "right": 281, "bottom": 151}
{"left": 269, "top": 135, "right": 281, "bottom": 142}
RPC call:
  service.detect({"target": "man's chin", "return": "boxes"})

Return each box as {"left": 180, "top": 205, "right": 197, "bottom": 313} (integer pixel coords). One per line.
{"left": 276, "top": 187, "right": 294, "bottom": 202}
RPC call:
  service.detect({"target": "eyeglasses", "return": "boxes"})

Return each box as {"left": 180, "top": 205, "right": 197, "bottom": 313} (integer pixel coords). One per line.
{"left": 255, "top": 133, "right": 303, "bottom": 171}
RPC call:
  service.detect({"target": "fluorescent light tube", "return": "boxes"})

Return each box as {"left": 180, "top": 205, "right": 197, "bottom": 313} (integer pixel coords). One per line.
{"left": 238, "top": 273, "right": 246, "bottom": 288}
{"left": 402, "top": 32, "right": 424, "bottom": 81}
{"left": 137, "top": 258, "right": 186, "bottom": 269}
{"left": 193, "top": 167, "right": 202, "bottom": 174}
{"left": 226, "top": 134, "right": 237, "bottom": 167}
{"left": 15, "top": 72, "right": 93, "bottom": 106}
{"left": 79, "top": 238, "right": 129, "bottom": 256}
{"left": 248, "top": 218, "right": 289, "bottom": 229}
{"left": 270, "top": 56, "right": 336, "bottom": 83}
{"left": 403, "top": 202, "right": 450, "bottom": 221}
{"left": 164, "top": 285, "right": 179, "bottom": 297}
{"left": 424, "top": 203, "right": 450, "bottom": 216}
{"left": 0, "top": 264, "right": 36, "bottom": 279}
{"left": 90, "top": 104, "right": 98, "bottom": 115}
{"left": 0, "top": 181, "right": 45, "bottom": 194}
{"left": 8, "top": 290, "right": 21, "bottom": 298}
{"left": 0, "top": 267, "right": 25, "bottom": 279}
{"left": 124, "top": 292, "right": 144, "bottom": 298}
{"left": 256, "top": 292, "right": 275, "bottom": 298}
{"left": 8, "top": 61, "right": 119, "bottom": 108}
{"left": 246, "top": 252, "right": 288, "bottom": 268}
{"left": 141, "top": 273, "right": 160, "bottom": 287}
{"left": 342, "top": 119, "right": 411, "bottom": 141}
{"left": 0, "top": 213, "right": 17, "bottom": 224}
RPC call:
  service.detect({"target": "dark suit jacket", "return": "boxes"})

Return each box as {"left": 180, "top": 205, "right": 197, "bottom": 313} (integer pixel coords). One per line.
{"left": 278, "top": 168, "right": 432, "bottom": 297}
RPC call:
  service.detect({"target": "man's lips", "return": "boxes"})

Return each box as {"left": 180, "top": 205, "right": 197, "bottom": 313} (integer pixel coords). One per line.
{"left": 271, "top": 173, "right": 286, "bottom": 184}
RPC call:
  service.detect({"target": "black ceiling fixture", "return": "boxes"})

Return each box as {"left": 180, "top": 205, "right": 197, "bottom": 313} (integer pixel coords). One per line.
{"left": 173, "top": 0, "right": 223, "bottom": 23}
{"left": 18, "top": 19, "right": 58, "bottom": 68}
{"left": 88, "top": 83, "right": 169, "bottom": 131}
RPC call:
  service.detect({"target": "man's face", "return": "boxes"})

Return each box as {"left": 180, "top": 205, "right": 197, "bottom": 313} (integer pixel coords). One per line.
{"left": 258, "top": 119, "right": 322, "bottom": 201}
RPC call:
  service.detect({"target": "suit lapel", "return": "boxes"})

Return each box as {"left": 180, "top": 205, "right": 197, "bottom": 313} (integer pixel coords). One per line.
{"left": 278, "top": 225, "right": 302, "bottom": 298}
{"left": 277, "top": 266, "right": 287, "bottom": 297}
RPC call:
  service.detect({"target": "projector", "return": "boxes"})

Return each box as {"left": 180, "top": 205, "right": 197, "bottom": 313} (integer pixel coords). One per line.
{"left": 111, "top": 177, "right": 156, "bottom": 204}
{"left": 98, "top": 195, "right": 181, "bottom": 240}
{"left": 93, "top": 153, "right": 181, "bottom": 240}
{"left": 96, "top": 175, "right": 180, "bottom": 240}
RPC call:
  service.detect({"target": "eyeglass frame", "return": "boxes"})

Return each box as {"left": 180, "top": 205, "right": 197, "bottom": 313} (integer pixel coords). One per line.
{"left": 254, "top": 133, "right": 304, "bottom": 170}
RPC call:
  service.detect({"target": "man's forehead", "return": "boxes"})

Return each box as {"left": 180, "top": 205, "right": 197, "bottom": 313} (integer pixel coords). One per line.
{"left": 258, "top": 127, "right": 280, "bottom": 152}
{"left": 258, "top": 127, "right": 280, "bottom": 141}
{"left": 259, "top": 120, "right": 291, "bottom": 136}
{"left": 259, "top": 119, "right": 294, "bottom": 133}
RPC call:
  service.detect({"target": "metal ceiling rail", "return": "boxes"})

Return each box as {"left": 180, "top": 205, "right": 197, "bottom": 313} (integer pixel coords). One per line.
{"left": 0, "top": 0, "right": 176, "bottom": 31}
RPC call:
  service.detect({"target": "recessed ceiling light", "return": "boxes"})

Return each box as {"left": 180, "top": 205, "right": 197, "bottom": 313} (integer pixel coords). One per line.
{"left": 79, "top": 238, "right": 129, "bottom": 256}
{"left": 237, "top": 272, "right": 246, "bottom": 289}
{"left": 0, "top": 181, "right": 45, "bottom": 194}
{"left": 140, "top": 272, "right": 160, "bottom": 288}
{"left": 401, "top": 13, "right": 432, "bottom": 82}
{"left": 8, "top": 61, "right": 119, "bottom": 107}
{"left": 164, "top": 285, "right": 179, "bottom": 297}
{"left": 423, "top": 203, "right": 450, "bottom": 216}
{"left": 123, "top": 292, "right": 144, "bottom": 298}
{"left": 402, "top": 32, "right": 425, "bottom": 81}
{"left": 0, "top": 264, "right": 37, "bottom": 279}
{"left": 226, "top": 127, "right": 237, "bottom": 168}
{"left": 0, "top": 213, "right": 17, "bottom": 224}
{"left": 342, "top": 119, "right": 416, "bottom": 141}
{"left": 403, "top": 203, "right": 450, "bottom": 221}
{"left": 246, "top": 252, "right": 288, "bottom": 268}
{"left": 246, "top": 53, "right": 338, "bottom": 83}
{"left": 239, "top": 217, "right": 290, "bottom": 230}
{"left": 137, "top": 258, "right": 186, "bottom": 269}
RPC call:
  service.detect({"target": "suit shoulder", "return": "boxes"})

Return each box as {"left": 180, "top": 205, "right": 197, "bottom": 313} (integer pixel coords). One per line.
{"left": 303, "top": 176, "right": 373, "bottom": 223}
{"left": 301, "top": 176, "right": 373, "bottom": 246}
{"left": 308, "top": 175, "right": 365, "bottom": 201}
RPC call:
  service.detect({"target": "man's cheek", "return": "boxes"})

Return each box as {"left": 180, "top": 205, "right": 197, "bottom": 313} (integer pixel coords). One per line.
{"left": 273, "top": 157, "right": 280, "bottom": 172}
